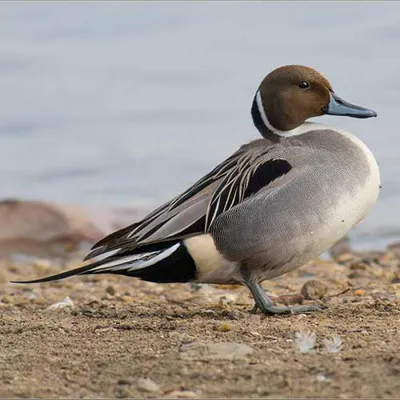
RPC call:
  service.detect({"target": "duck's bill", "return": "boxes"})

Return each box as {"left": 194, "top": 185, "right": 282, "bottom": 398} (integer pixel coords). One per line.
{"left": 323, "top": 92, "right": 377, "bottom": 119}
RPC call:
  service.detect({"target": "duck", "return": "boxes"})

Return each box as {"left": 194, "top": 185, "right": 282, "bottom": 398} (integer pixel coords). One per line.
{"left": 14, "top": 65, "right": 380, "bottom": 315}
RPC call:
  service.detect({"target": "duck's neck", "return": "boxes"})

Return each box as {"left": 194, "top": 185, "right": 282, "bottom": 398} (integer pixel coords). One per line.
{"left": 251, "top": 90, "right": 307, "bottom": 140}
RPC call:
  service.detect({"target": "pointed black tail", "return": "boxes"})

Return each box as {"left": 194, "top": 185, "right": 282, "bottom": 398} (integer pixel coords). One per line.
{"left": 12, "top": 241, "right": 197, "bottom": 284}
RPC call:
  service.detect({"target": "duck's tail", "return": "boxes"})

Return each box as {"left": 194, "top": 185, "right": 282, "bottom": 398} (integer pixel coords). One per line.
{"left": 11, "top": 240, "right": 197, "bottom": 284}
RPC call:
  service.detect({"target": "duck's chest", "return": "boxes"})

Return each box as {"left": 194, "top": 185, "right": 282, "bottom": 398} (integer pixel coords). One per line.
{"left": 319, "top": 128, "right": 380, "bottom": 216}
{"left": 255, "top": 132, "right": 380, "bottom": 281}
{"left": 338, "top": 131, "right": 380, "bottom": 222}
{"left": 287, "top": 128, "right": 380, "bottom": 239}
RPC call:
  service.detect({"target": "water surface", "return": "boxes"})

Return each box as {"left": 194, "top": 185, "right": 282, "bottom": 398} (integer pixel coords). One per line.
{"left": 0, "top": 2, "right": 399, "bottom": 248}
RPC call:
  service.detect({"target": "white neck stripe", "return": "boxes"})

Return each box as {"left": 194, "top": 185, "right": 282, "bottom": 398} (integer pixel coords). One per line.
{"left": 255, "top": 90, "right": 303, "bottom": 137}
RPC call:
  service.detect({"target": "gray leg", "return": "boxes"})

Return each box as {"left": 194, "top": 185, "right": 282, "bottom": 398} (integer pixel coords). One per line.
{"left": 244, "top": 278, "right": 323, "bottom": 315}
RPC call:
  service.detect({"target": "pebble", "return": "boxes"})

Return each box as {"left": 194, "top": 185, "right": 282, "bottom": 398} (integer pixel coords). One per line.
{"left": 32, "top": 258, "right": 51, "bottom": 269}
{"left": 105, "top": 285, "right": 116, "bottom": 296}
{"left": 340, "top": 296, "right": 360, "bottom": 304}
{"left": 165, "top": 390, "right": 197, "bottom": 398}
{"left": 300, "top": 280, "right": 328, "bottom": 300}
{"left": 392, "top": 276, "right": 400, "bottom": 284}
{"left": 45, "top": 296, "right": 74, "bottom": 311}
{"left": 335, "top": 252, "right": 357, "bottom": 263}
{"left": 354, "top": 289, "right": 366, "bottom": 296}
{"left": 117, "top": 378, "right": 131, "bottom": 385}
{"left": 121, "top": 295, "right": 134, "bottom": 303}
{"left": 136, "top": 377, "right": 160, "bottom": 393}
{"left": 316, "top": 374, "right": 331, "bottom": 383}
{"left": 218, "top": 323, "right": 232, "bottom": 332}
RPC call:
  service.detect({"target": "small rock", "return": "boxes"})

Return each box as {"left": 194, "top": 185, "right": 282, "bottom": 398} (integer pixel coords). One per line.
{"left": 25, "top": 291, "right": 37, "bottom": 300}
{"left": 316, "top": 374, "right": 331, "bottom": 383}
{"left": 349, "top": 262, "right": 367, "bottom": 271}
{"left": 165, "top": 390, "right": 197, "bottom": 398}
{"left": 223, "top": 310, "right": 245, "bottom": 320}
{"left": 300, "top": 280, "right": 328, "bottom": 300}
{"left": 115, "top": 386, "right": 132, "bottom": 398}
{"left": 190, "top": 283, "right": 204, "bottom": 291}
{"left": 0, "top": 199, "right": 144, "bottom": 258}
{"left": 354, "top": 289, "right": 366, "bottom": 296}
{"left": 136, "top": 377, "right": 160, "bottom": 393}
{"left": 218, "top": 323, "right": 232, "bottom": 332}
{"left": 45, "top": 296, "right": 74, "bottom": 311}
{"left": 121, "top": 295, "right": 134, "bottom": 303}
{"left": 32, "top": 258, "right": 51, "bottom": 269}
{"left": 105, "top": 285, "right": 116, "bottom": 296}
{"left": 296, "top": 313, "right": 308, "bottom": 320}
{"left": 336, "top": 253, "right": 357, "bottom": 264}
{"left": 117, "top": 378, "right": 131, "bottom": 385}
{"left": 202, "top": 309, "right": 217, "bottom": 317}
{"left": 340, "top": 296, "right": 360, "bottom": 304}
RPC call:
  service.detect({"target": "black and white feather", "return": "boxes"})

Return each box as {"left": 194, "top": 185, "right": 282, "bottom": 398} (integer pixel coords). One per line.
{"left": 13, "top": 139, "right": 292, "bottom": 285}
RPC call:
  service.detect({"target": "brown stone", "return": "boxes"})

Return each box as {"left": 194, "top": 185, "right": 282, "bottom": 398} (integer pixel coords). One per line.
{"left": 0, "top": 198, "right": 143, "bottom": 257}
{"left": 300, "top": 280, "right": 328, "bottom": 300}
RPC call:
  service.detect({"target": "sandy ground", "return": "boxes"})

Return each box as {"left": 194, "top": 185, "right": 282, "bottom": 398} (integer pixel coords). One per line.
{"left": 1, "top": 250, "right": 399, "bottom": 398}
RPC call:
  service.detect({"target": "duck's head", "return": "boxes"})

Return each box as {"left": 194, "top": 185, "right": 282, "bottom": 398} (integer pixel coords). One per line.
{"left": 251, "top": 65, "right": 377, "bottom": 138}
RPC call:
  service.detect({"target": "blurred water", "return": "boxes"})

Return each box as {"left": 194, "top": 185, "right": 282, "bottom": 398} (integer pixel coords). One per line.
{"left": 0, "top": 2, "right": 399, "bottom": 247}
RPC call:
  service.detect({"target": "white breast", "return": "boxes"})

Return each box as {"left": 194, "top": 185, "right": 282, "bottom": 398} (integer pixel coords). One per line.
{"left": 307, "top": 122, "right": 380, "bottom": 224}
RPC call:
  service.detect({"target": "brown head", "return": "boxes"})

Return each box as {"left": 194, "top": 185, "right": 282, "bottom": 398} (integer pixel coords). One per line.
{"left": 251, "top": 65, "right": 377, "bottom": 138}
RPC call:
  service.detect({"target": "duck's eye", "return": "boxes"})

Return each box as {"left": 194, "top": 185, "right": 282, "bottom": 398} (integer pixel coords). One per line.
{"left": 299, "top": 81, "right": 310, "bottom": 89}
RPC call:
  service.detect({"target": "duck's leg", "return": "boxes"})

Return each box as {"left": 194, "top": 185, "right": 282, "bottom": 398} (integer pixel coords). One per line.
{"left": 243, "top": 276, "right": 323, "bottom": 315}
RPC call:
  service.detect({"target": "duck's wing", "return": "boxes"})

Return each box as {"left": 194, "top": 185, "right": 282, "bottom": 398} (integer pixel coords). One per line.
{"left": 85, "top": 140, "right": 292, "bottom": 261}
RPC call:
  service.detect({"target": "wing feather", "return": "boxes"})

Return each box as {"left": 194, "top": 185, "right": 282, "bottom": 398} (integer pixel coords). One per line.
{"left": 86, "top": 140, "right": 292, "bottom": 261}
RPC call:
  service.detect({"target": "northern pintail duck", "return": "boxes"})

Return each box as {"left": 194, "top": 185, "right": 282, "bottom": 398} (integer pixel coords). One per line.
{"left": 16, "top": 65, "right": 380, "bottom": 315}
